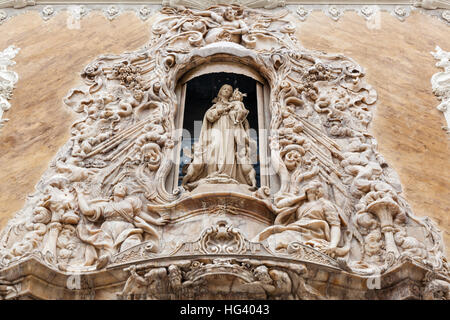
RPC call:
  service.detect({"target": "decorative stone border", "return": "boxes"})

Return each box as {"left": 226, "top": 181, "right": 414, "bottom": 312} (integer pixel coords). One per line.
{"left": 0, "top": 45, "right": 19, "bottom": 132}
{"left": 0, "top": 4, "right": 449, "bottom": 25}
{"left": 0, "top": 3, "right": 448, "bottom": 300}
{"left": 289, "top": 4, "right": 449, "bottom": 24}
{"left": 0, "top": 251, "right": 447, "bottom": 300}
{"left": 0, "top": 4, "right": 161, "bottom": 25}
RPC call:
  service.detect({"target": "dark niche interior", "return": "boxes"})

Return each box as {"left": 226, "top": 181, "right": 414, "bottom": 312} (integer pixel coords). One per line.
{"left": 179, "top": 72, "right": 260, "bottom": 187}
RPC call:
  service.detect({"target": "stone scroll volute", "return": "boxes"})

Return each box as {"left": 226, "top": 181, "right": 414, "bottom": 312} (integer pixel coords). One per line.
{"left": 0, "top": 5, "right": 448, "bottom": 299}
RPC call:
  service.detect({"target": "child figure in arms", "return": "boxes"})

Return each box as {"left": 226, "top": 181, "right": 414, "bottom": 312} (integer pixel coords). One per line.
{"left": 229, "top": 88, "right": 249, "bottom": 125}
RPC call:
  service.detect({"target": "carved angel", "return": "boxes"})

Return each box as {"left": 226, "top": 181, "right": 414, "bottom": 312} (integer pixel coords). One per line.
{"left": 76, "top": 183, "right": 169, "bottom": 269}
{"left": 254, "top": 181, "right": 349, "bottom": 258}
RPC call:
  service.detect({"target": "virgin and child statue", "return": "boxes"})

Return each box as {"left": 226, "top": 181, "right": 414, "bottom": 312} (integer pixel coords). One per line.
{"left": 182, "top": 84, "right": 257, "bottom": 191}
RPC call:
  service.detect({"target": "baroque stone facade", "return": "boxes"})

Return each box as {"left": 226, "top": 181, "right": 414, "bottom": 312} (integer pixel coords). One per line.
{"left": 0, "top": 4, "right": 448, "bottom": 300}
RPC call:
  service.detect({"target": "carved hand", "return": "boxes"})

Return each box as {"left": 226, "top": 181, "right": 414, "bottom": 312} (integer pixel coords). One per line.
{"left": 156, "top": 216, "right": 170, "bottom": 226}
{"left": 217, "top": 105, "right": 226, "bottom": 114}
{"left": 324, "top": 245, "right": 337, "bottom": 258}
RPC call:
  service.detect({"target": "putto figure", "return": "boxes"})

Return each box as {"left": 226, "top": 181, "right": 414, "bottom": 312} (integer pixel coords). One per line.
{"left": 182, "top": 84, "right": 257, "bottom": 190}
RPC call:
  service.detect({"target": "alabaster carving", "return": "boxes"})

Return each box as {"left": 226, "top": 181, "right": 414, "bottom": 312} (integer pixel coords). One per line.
{"left": 182, "top": 85, "right": 257, "bottom": 191}
{"left": 162, "top": 0, "right": 286, "bottom": 11}
{"left": 138, "top": 6, "right": 153, "bottom": 21}
{"left": 431, "top": 46, "right": 450, "bottom": 133}
{"left": 295, "top": 5, "right": 310, "bottom": 21}
{"left": 0, "top": 4, "right": 448, "bottom": 299}
{"left": 0, "top": 45, "right": 19, "bottom": 132}
{"left": 117, "top": 259, "right": 324, "bottom": 300}
{"left": 254, "top": 180, "right": 349, "bottom": 259}
{"left": 414, "top": 0, "right": 450, "bottom": 10}
{"left": 391, "top": 6, "right": 409, "bottom": 21}
{"left": 325, "top": 5, "right": 343, "bottom": 21}
{"left": 0, "top": 0, "right": 34, "bottom": 9}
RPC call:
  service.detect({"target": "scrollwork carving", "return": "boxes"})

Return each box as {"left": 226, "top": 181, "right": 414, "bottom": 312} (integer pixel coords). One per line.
{"left": 117, "top": 258, "right": 324, "bottom": 300}
{"left": 431, "top": 46, "right": 450, "bottom": 133}
{"left": 0, "top": 45, "right": 19, "bottom": 131}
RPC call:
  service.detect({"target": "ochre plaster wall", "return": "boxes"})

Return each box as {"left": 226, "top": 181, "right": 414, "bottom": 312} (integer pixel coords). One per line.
{"left": 0, "top": 10, "right": 448, "bottom": 257}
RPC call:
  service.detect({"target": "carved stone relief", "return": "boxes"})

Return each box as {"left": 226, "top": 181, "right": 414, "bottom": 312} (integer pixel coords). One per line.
{"left": 414, "top": 0, "right": 450, "bottom": 10}
{"left": 162, "top": 0, "right": 286, "bottom": 10}
{"left": 431, "top": 46, "right": 450, "bottom": 134}
{"left": 0, "top": 3, "right": 450, "bottom": 24}
{"left": 181, "top": 85, "right": 257, "bottom": 191}
{"left": 0, "top": 4, "right": 448, "bottom": 299}
{"left": 0, "top": 0, "right": 34, "bottom": 9}
{"left": 0, "top": 45, "right": 19, "bottom": 132}
{"left": 117, "top": 259, "right": 324, "bottom": 300}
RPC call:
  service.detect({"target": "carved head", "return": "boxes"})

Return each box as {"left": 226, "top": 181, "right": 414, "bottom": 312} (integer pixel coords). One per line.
{"left": 113, "top": 183, "right": 127, "bottom": 198}
{"left": 133, "top": 90, "right": 144, "bottom": 101}
{"left": 168, "top": 264, "right": 182, "bottom": 282}
{"left": 303, "top": 181, "right": 325, "bottom": 201}
{"left": 141, "top": 142, "right": 161, "bottom": 171}
{"left": 231, "top": 88, "right": 246, "bottom": 102}
{"left": 254, "top": 265, "right": 272, "bottom": 283}
{"left": 223, "top": 8, "right": 236, "bottom": 21}
{"left": 217, "top": 84, "right": 233, "bottom": 100}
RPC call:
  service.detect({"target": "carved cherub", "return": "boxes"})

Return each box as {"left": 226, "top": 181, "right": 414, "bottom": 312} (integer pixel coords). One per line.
{"left": 228, "top": 88, "right": 248, "bottom": 125}
{"left": 182, "top": 84, "right": 256, "bottom": 191}
{"left": 0, "top": 0, "right": 34, "bottom": 9}
{"left": 195, "top": 6, "right": 249, "bottom": 44}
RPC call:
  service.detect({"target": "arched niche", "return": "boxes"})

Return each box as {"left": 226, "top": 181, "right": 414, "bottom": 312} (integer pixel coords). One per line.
{"left": 167, "top": 59, "right": 277, "bottom": 194}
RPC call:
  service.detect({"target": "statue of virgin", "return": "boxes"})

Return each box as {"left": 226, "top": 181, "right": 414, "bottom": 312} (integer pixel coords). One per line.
{"left": 182, "top": 84, "right": 257, "bottom": 190}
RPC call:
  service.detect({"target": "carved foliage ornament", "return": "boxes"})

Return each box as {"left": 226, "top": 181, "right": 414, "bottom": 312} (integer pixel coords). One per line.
{"left": 1, "top": 4, "right": 450, "bottom": 25}
{"left": 431, "top": 46, "right": 450, "bottom": 133}
{"left": 0, "top": 5, "right": 448, "bottom": 293}
{"left": 0, "top": 45, "right": 19, "bottom": 131}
